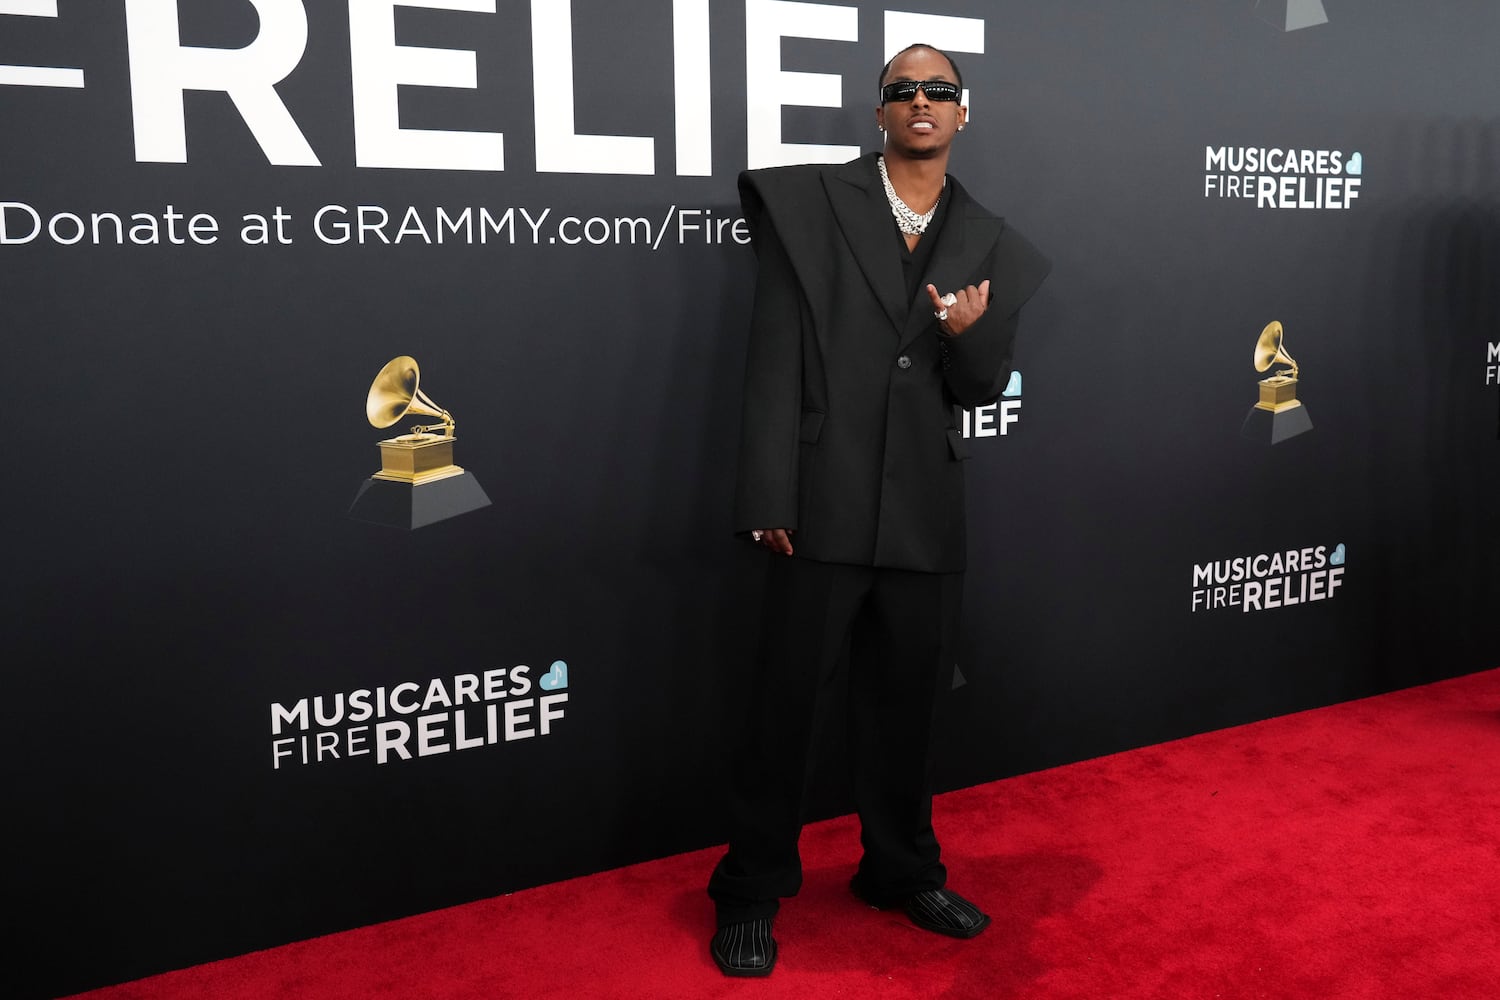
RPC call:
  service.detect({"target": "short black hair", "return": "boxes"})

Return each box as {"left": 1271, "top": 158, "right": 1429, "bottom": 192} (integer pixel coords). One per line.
{"left": 878, "top": 44, "right": 964, "bottom": 99}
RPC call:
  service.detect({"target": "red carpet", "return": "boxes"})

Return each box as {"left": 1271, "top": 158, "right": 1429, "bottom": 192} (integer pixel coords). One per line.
{"left": 66, "top": 670, "right": 1500, "bottom": 999}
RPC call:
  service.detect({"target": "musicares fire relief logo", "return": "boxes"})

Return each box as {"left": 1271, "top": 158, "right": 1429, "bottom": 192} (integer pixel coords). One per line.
{"left": 1486, "top": 340, "right": 1499, "bottom": 386}
{"left": 269, "top": 661, "right": 570, "bottom": 769}
{"left": 1191, "top": 543, "right": 1346, "bottom": 614}
{"left": 1204, "top": 146, "right": 1363, "bottom": 210}
{"left": 958, "top": 370, "right": 1024, "bottom": 441}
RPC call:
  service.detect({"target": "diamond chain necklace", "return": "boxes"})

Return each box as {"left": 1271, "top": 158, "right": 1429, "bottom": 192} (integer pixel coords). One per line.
{"left": 877, "top": 155, "right": 944, "bottom": 235}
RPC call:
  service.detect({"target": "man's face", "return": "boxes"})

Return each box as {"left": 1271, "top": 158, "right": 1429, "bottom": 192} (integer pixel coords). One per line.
{"left": 875, "top": 47, "right": 968, "bottom": 159}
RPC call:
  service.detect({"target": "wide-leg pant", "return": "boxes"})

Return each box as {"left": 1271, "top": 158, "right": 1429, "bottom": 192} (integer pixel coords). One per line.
{"left": 707, "top": 555, "right": 963, "bottom": 924}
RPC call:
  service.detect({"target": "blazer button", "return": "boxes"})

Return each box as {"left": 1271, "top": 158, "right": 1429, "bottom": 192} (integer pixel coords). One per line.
{"left": 896, "top": 355, "right": 912, "bottom": 369}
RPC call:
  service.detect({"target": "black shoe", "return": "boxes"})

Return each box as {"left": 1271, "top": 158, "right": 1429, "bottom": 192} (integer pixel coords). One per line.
{"left": 900, "top": 888, "right": 990, "bottom": 939}
{"left": 710, "top": 918, "right": 777, "bottom": 977}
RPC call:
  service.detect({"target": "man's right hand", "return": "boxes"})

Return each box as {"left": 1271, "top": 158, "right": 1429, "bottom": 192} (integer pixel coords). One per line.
{"left": 752, "top": 529, "right": 794, "bottom": 555}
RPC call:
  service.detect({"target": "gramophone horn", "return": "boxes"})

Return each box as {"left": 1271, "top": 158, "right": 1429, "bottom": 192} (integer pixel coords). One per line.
{"left": 366, "top": 355, "right": 452, "bottom": 431}
{"left": 1253, "top": 321, "right": 1299, "bottom": 377}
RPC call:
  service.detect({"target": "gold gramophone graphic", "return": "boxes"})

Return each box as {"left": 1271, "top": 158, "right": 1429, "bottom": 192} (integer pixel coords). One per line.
{"left": 348, "top": 356, "right": 491, "bottom": 529}
{"left": 1253, "top": 321, "right": 1302, "bottom": 412}
{"left": 367, "top": 355, "right": 464, "bottom": 484}
{"left": 1242, "top": 321, "right": 1313, "bottom": 444}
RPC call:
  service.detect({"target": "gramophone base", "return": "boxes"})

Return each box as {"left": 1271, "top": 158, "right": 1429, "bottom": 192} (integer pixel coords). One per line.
{"left": 347, "top": 471, "right": 491, "bottom": 530}
{"left": 1253, "top": 0, "right": 1328, "bottom": 32}
{"left": 1241, "top": 401, "right": 1313, "bottom": 445}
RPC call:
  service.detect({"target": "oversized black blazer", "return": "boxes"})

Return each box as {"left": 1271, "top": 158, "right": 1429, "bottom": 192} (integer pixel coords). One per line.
{"left": 732, "top": 152, "right": 1050, "bottom": 573}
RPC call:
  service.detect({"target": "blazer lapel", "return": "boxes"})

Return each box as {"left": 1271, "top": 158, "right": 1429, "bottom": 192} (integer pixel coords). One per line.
{"left": 824, "top": 154, "right": 907, "bottom": 334}
{"left": 898, "top": 178, "right": 1004, "bottom": 351}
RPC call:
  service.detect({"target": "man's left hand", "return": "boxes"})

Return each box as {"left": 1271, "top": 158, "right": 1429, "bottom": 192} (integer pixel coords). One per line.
{"left": 927, "top": 280, "right": 990, "bottom": 336}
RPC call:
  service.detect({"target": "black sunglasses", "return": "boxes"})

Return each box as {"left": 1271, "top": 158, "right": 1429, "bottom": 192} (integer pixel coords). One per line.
{"left": 879, "top": 79, "right": 961, "bottom": 103}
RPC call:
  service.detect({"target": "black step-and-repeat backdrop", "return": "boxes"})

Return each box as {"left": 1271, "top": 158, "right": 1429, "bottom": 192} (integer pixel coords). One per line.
{"left": 4, "top": 1, "right": 1497, "bottom": 995}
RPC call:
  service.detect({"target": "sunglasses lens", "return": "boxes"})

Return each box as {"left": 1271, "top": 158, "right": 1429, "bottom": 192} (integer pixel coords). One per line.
{"left": 923, "top": 82, "right": 959, "bottom": 101}
{"left": 882, "top": 81, "right": 919, "bottom": 102}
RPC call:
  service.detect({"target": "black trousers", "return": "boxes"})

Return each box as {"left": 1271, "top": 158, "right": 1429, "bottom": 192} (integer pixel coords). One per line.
{"left": 707, "top": 555, "right": 963, "bottom": 925}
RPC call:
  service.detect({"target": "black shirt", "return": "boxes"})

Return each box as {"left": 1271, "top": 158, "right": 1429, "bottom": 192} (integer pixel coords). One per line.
{"left": 894, "top": 182, "right": 951, "bottom": 307}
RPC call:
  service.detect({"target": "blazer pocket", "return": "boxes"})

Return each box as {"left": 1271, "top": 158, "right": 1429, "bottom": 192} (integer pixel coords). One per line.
{"left": 799, "top": 410, "right": 826, "bottom": 444}
{"left": 946, "top": 428, "right": 971, "bottom": 460}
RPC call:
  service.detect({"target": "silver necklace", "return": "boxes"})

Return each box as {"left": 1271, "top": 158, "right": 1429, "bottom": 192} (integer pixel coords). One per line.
{"left": 877, "top": 155, "right": 944, "bottom": 235}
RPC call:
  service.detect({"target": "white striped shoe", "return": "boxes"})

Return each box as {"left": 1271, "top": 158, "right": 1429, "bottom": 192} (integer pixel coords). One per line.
{"left": 710, "top": 917, "right": 777, "bottom": 977}
{"left": 902, "top": 888, "right": 991, "bottom": 939}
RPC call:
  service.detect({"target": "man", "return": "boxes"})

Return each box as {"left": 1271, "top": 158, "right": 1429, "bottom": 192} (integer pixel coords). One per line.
{"left": 707, "top": 44, "right": 1050, "bottom": 977}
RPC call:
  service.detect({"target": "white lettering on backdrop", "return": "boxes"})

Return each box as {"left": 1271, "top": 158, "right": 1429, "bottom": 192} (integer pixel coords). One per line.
{"left": 1, "top": 0, "right": 986, "bottom": 174}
